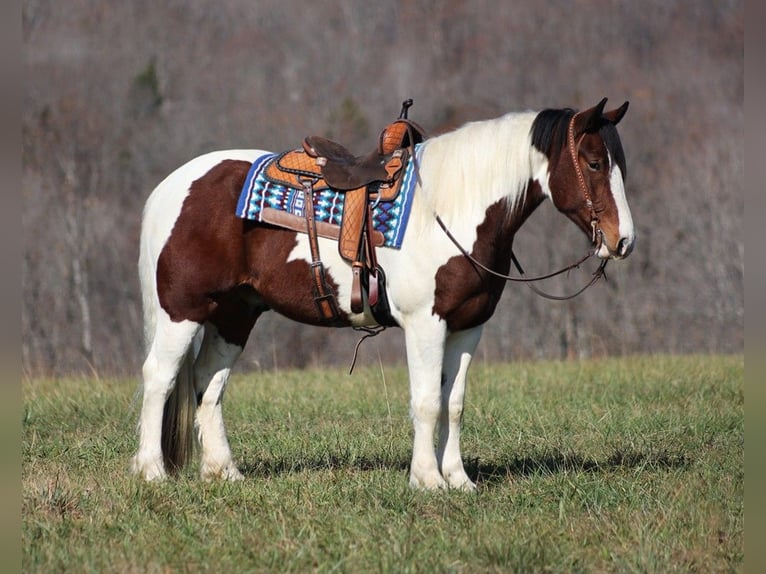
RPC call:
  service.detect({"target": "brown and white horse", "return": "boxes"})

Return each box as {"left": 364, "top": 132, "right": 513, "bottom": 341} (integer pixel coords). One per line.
{"left": 132, "top": 98, "right": 635, "bottom": 490}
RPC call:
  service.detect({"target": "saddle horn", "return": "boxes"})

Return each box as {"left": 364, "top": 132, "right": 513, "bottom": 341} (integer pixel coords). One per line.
{"left": 399, "top": 99, "right": 414, "bottom": 119}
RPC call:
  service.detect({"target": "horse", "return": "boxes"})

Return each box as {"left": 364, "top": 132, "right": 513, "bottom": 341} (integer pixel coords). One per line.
{"left": 131, "top": 97, "right": 635, "bottom": 491}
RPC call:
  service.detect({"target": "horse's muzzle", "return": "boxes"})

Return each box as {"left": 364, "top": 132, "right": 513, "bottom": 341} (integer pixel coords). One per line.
{"left": 597, "top": 234, "right": 635, "bottom": 260}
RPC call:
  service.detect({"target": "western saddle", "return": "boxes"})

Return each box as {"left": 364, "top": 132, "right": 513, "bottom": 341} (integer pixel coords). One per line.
{"left": 260, "top": 99, "right": 426, "bottom": 324}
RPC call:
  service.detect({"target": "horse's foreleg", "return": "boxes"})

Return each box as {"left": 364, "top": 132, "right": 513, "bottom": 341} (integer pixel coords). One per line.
{"left": 404, "top": 314, "right": 448, "bottom": 490}
{"left": 437, "top": 326, "right": 483, "bottom": 492}
{"left": 132, "top": 316, "right": 201, "bottom": 481}
{"left": 193, "top": 323, "right": 245, "bottom": 481}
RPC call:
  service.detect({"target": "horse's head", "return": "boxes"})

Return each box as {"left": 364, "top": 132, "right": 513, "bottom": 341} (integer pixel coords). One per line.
{"left": 534, "top": 98, "right": 635, "bottom": 260}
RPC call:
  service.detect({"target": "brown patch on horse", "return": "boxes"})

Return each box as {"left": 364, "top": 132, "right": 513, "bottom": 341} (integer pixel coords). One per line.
{"left": 156, "top": 160, "right": 349, "bottom": 348}
{"left": 156, "top": 160, "right": 252, "bottom": 327}
{"left": 578, "top": 132, "right": 620, "bottom": 248}
{"left": 432, "top": 182, "right": 545, "bottom": 332}
{"left": 548, "top": 131, "right": 621, "bottom": 247}
{"left": 242, "top": 223, "right": 350, "bottom": 326}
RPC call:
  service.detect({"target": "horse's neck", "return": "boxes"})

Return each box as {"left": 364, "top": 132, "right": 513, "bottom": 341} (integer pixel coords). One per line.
{"left": 417, "top": 112, "right": 543, "bottom": 230}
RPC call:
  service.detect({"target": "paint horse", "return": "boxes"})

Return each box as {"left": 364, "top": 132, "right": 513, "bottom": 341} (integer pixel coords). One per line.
{"left": 132, "top": 98, "right": 635, "bottom": 490}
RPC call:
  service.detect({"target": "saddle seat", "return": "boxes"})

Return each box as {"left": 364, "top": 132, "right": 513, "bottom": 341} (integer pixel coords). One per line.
{"left": 305, "top": 115, "right": 426, "bottom": 189}
{"left": 302, "top": 136, "right": 397, "bottom": 191}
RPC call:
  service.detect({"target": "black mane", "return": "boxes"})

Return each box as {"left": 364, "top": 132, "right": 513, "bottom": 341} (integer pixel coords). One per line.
{"left": 530, "top": 108, "right": 575, "bottom": 157}
{"left": 530, "top": 107, "right": 627, "bottom": 179}
{"left": 600, "top": 122, "right": 627, "bottom": 179}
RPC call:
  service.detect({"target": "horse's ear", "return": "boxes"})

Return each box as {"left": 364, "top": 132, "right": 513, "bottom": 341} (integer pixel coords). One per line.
{"left": 603, "top": 101, "right": 629, "bottom": 125}
{"left": 573, "top": 97, "right": 608, "bottom": 134}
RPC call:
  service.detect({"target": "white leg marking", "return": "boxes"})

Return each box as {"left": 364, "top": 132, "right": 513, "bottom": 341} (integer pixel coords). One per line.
{"left": 403, "top": 312, "right": 448, "bottom": 490}
{"left": 134, "top": 149, "right": 268, "bottom": 481}
{"left": 438, "top": 326, "right": 483, "bottom": 492}
{"left": 131, "top": 315, "right": 201, "bottom": 481}
{"left": 194, "top": 324, "right": 244, "bottom": 481}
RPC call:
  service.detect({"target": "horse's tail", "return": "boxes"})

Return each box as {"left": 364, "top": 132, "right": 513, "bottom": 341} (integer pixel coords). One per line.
{"left": 138, "top": 195, "right": 199, "bottom": 474}
{"left": 160, "top": 348, "right": 197, "bottom": 473}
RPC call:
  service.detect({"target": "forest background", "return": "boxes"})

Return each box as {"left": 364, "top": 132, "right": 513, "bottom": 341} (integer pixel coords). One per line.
{"left": 22, "top": 0, "right": 743, "bottom": 376}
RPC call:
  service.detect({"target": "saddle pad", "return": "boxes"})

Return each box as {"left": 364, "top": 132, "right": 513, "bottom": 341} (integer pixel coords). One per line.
{"left": 235, "top": 145, "right": 421, "bottom": 249}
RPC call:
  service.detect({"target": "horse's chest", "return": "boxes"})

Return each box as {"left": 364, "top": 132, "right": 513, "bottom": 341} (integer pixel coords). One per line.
{"left": 431, "top": 256, "right": 507, "bottom": 332}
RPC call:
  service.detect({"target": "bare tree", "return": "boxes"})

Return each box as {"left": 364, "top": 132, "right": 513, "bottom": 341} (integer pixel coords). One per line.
{"left": 22, "top": 0, "right": 743, "bottom": 375}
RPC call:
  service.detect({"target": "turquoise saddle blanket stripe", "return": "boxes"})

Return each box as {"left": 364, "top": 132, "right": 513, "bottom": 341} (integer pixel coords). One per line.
{"left": 235, "top": 145, "right": 421, "bottom": 249}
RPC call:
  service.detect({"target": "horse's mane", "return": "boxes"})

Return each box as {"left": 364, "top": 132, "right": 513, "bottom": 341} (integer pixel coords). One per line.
{"left": 530, "top": 107, "right": 627, "bottom": 178}
{"left": 530, "top": 108, "right": 575, "bottom": 157}
{"left": 414, "top": 111, "right": 540, "bottom": 226}
{"left": 600, "top": 123, "right": 627, "bottom": 178}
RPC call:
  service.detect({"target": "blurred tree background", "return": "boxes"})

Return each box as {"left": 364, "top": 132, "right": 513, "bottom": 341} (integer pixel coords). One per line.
{"left": 22, "top": 0, "right": 743, "bottom": 375}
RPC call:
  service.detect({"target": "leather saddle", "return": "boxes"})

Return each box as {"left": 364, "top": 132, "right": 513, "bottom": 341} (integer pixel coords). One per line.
{"left": 302, "top": 137, "right": 397, "bottom": 191}
{"left": 260, "top": 100, "right": 426, "bottom": 324}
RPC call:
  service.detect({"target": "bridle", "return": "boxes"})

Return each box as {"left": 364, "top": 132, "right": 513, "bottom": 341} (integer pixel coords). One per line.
{"left": 350, "top": 111, "right": 608, "bottom": 372}
{"left": 435, "top": 111, "right": 609, "bottom": 301}
{"left": 567, "top": 110, "right": 603, "bottom": 246}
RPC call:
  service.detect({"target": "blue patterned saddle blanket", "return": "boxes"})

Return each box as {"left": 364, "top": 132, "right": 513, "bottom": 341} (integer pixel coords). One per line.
{"left": 235, "top": 145, "right": 420, "bottom": 249}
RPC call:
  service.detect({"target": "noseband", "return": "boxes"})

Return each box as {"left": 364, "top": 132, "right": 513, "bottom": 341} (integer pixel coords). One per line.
{"left": 434, "top": 111, "right": 608, "bottom": 301}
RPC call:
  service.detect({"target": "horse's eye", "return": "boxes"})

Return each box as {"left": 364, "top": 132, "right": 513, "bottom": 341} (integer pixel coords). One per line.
{"left": 587, "top": 161, "right": 601, "bottom": 171}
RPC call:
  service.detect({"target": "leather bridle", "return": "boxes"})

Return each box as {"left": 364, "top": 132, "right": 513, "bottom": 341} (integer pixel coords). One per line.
{"left": 350, "top": 111, "right": 609, "bottom": 372}
{"left": 567, "top": 110, "right": 603, "bottom": 247}
{"left": 435, "top": 111, "right": 609, "bottom": 301}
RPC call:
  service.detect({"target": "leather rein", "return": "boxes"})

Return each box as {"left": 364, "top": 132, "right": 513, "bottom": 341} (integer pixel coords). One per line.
{"left": 349, "top": 109, "right": 604, "bottom": 372}
{"left": 435, "top": 111, "right": 608, "bottom": 301}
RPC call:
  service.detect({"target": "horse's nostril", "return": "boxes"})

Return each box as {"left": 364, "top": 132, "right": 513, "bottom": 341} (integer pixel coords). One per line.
{"left": 617, "top": 237, "right": 632, "bottom": 256}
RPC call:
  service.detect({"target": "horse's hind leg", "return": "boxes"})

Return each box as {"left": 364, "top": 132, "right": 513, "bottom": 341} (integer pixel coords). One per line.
{"left": 437, "top": 326, "right": 483, "bottom": 492}
{"left": 132, "top": 314, "right": 201, "bottom": 481}
{"left": 193, "top": 322, "right": 248, "bottom": 481}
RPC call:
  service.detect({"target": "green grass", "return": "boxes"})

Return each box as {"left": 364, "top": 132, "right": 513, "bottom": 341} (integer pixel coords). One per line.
{"left": 22, "top": 355, "right": 743, "bottom": 573}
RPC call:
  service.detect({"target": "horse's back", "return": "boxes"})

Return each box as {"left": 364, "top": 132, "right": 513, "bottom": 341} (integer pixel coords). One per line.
{"left": 145, "top": 150, "right": 266, "bottom": 220}
{"left": 141, "top": 150, "right": 266, "bottom": 256}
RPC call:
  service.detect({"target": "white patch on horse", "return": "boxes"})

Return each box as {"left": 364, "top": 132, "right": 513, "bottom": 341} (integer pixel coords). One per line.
{"left": 608, "top": 153, "right": 635, "bottom": 251}
{"left": 413, "top": 112, "right": 538, "bottom": 229}
{"left": 132, "top": 311, "right": 201, "bottom": 481}
{"left": 193, "top": 323, "right": 245, "bottom": 481}
{"left": 530, "top": 147, "right": 553, "bottom": 199}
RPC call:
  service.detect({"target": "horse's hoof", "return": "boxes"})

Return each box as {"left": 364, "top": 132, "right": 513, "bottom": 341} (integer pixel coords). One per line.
{"left": 443, "top": 470, "right": 477, "bottom": 492}
{"left": 130, "top": 456, "right": 167, "bottom": 482}
{"left": 222, "top": 466, "right": 244, "bottom": 482}
{"left": 409, "top": 473, "right": 448, "bottom": 491}
{"left": 448, "top": 477, "right": 477, "bottom": 492}
{"left": 201, "top": 462, "right": 244, "bottom": 482}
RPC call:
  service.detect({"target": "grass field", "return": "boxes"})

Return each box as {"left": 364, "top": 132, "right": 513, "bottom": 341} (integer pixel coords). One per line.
{"left": 22, "top": 354, "right": 743, "bottom": 573}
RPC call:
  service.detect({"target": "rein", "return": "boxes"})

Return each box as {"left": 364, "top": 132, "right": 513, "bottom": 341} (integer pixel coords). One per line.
{"left": 434, "top": 111, "right": 609, "bottom": 301}
{"left": 350, "top": 108, "right": 608, "bottom": 372}
{"left": 435, "top": 214, "right": 608, "bottom": 300}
